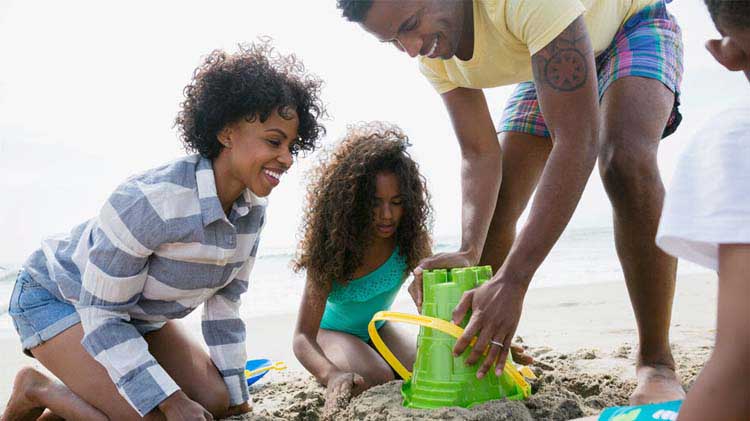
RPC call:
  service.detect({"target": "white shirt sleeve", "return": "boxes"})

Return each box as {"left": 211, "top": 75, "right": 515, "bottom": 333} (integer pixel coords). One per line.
{"left": 657, "top": 102, "right": 750, "bottom": 271}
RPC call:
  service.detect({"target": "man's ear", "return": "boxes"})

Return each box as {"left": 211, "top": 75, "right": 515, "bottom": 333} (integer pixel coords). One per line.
{"left": 706, "top": 37, "right": 749, "bottom": 72}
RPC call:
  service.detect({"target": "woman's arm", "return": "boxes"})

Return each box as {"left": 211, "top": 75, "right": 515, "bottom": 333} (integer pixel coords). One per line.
{"left": 292, "top": 277, "right": 341, "bottom": 384}
{"left": 77, "top": 196, "right": 187, "bottom": 418}
{"left": 677, "top": 244, "right": 750, "bottom": 421}
{"left": 201, "top": 259, "right": 253, "bottom": 408}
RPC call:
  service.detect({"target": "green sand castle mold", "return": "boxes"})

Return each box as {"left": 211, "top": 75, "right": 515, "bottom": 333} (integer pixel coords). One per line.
{"left": 401, "top": 266, "right": 530, "bottom": 409}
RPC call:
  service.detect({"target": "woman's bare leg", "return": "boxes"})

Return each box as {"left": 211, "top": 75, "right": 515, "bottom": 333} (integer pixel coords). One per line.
{"left": 1, "top": 365, "right": 103, "bottom": 421}
{"left": 3, "top": 320, "right": 232, "bottom": 421}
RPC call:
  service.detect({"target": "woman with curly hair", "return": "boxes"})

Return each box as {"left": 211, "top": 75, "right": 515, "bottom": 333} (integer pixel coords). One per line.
{"left": 292, "top": 122, "right": 432, "bottom": 403}
{"left": 2, "top": 39, "right": 325, "bottom": 421}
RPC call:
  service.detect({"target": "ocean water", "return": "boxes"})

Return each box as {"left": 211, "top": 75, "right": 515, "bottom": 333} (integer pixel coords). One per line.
{"left": 0, "top": 226, "right": 711, "bottom": 322}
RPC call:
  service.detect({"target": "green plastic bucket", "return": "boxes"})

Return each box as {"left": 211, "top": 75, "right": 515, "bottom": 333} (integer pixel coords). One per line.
{"left": 401, "top": 266, "right": 529, "bottom": 409}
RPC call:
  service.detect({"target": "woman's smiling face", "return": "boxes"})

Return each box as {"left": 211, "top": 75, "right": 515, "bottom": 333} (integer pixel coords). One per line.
{"left": 217, "top": 108, "right": 299, "bottom": 198}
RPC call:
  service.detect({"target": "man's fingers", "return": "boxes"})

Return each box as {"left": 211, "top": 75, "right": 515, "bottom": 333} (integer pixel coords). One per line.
{"left": 453, "top": 315, "right": 481, "bottom": 356}
{"left": 465, "top": 323, "right": 494, "bottom": 365}
{"left": 452, "top": 290, "right": 474, "bottom": 325}
{"left": 477, "top": 338, "right": 503, "bottom": 379}
{"left": 495, "top": 337, "right": 513, "bottom": 376}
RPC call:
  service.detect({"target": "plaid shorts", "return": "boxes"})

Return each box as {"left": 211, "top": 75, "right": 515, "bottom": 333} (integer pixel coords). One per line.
{"left": 499, "top": 0, "right": 684, "bottom": 139}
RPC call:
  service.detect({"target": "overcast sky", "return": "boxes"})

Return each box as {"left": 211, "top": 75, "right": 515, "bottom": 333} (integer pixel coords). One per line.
{"left": 0, "top": 0, "right": 747, "bottom": 265}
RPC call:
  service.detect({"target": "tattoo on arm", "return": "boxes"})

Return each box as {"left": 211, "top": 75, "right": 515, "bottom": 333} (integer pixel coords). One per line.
{"left": 532, "top": 17, "right": 592, "bottom": 92}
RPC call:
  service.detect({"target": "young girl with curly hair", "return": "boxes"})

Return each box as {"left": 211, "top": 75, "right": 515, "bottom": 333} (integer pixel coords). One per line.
{"left": 2, "top": 40, "right": 325, "bottom": 421}
{"left": 292, "top": 122, "right": 432, "bottom": 403}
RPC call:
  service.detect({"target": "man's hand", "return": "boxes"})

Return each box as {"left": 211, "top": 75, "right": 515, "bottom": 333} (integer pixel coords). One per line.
{"left": 409, "top": 250, "right": 476, "bottom": 313}
{"left": 451, "top": 274, "right": 528, "bottom": 378}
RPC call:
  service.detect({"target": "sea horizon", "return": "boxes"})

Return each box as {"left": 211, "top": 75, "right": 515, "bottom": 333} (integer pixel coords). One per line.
{"left": 0, "top": 225, "right": 711, "bottom": 320}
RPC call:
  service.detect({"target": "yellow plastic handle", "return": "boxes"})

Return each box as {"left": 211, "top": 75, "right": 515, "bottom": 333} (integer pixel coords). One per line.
{"left": 368, "top": 311, "right": 531, "bottom": 394}
{"left": 245, "top": 360, "right": 287, "bottom": 378}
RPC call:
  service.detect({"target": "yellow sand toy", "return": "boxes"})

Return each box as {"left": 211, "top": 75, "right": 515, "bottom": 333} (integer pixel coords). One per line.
{"left": 368, "top": 266, "right": 535, "bottom": 409}
{"left": 244, "top": 359, "right": 287, "bottom": 386}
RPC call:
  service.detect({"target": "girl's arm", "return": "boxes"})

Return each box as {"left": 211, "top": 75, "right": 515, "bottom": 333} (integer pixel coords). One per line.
{"left": 677, "top": 244, "right": 750, "bottom": 421}
{"left": 292, "top": 277, "right": 342, "bottom": 385}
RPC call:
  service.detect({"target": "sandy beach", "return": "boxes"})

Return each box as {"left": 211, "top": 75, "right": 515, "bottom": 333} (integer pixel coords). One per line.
{"left": 0, "top": 272, "right": 716, "bottom": 420}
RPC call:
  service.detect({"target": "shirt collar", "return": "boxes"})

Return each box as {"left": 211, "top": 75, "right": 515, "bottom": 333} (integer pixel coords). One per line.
{"left": 195, "top": 156, "right": 268, "bottom": 226}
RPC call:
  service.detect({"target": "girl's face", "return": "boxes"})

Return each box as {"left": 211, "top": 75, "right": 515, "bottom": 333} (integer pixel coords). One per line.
{"left": 217, "top": 109, "right": 299, "bottom": 197}
{"left": 372, "top": 171, "right": 404, "bottom": 239}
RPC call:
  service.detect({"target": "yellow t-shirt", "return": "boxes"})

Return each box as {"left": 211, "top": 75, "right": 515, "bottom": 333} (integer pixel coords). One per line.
{"left": 418, "top": 0, "right": 658, "bottom": 94}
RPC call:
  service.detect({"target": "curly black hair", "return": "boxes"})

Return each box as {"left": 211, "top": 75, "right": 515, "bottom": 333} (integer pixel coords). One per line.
{"left": 336, "top": 0, "right": 374, "bottom": 22}
{"left": 294, "top": 122, "right": 432, "bottom": 287}
{"left": 705, "top": 0, "right": 750, "bottom": 29}
{"left": 175, "top": 38, "right": 326, "bottom": 159}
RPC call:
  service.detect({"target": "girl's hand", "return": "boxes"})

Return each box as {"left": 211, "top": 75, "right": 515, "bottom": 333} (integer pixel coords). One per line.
{"left": 159, "top": 391, "right": 214, "bottom": 421}
{"left": 410, "top": 250, "right": 476, "bottom": 313}
{"left": 322, "top": 371, "right": 367, "bottom": 417}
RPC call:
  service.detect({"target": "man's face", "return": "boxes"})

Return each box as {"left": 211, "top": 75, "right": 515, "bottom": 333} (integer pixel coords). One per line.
{"left": 360, "top": 0, "right": 467, "bottom": 60}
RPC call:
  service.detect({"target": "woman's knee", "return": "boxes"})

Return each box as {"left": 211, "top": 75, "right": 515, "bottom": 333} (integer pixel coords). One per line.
{"left": 193, "top": 385, "right": 230, "bottom": 418}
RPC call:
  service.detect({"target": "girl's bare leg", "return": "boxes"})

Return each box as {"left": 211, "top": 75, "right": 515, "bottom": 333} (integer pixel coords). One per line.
{"left": 317, "top": 329, "right": 396, "bottom": 386}
{"left": 376, "top": 323, "right": 416, "bottom": 372}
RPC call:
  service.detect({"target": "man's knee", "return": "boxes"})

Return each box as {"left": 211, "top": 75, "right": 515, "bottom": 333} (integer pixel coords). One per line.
{"left": 598, "top": 135, "right": 662, "bottom": 201}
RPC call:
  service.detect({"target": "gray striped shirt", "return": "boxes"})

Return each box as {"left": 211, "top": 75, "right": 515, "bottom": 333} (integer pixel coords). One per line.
{"left": 24, "top": 155, "right": 265, "bottom": 416}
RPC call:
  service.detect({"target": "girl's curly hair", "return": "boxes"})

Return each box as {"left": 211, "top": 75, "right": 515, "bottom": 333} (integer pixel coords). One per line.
{"left": 176, "top": 38, "right": 326, "bottom": 159}
{"left": 294, "top": 122, "right": 433, "bottom": 287}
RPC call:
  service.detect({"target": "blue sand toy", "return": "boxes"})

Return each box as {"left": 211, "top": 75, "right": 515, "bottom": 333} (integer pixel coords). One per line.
{"left": 245, "top": 359, "right": 287, "bottom": 386}
{"left": 599, "top": 400, "right": 682, "bottom": 421}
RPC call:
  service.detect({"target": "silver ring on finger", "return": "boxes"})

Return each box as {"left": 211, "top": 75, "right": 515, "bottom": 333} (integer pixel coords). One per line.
{"left": 490, "top": 340, "right": 504, "bottom": 348}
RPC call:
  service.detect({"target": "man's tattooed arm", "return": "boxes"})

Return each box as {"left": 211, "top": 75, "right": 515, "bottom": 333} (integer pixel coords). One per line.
{"left": 532, "top": 16, "right": 594, "bottom": 93}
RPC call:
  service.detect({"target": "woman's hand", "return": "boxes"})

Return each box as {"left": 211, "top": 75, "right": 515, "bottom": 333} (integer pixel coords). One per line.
{"left": 224, "top": 402, "right": 252, "bottom": 417}
{"left": 158, "top": 391, "right": 214, "bottom": 421}
{"left": 409, "top": 250, "right": 476, "bottom": 313}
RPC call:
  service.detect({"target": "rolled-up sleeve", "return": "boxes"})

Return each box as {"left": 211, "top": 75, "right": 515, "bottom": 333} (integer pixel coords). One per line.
{"left": 77, "top": 186, "right": 179, "bottom": 417}
{"left": 201, "top": 258, "right": 253, "bottom": 405}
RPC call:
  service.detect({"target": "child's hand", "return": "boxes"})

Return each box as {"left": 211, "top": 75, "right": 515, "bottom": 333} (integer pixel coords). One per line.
{"left": 411, "top": 250, "right": 476, "bottom": 313}
{"left": 510, "top": 344, "right": 534, "bottom": 365}
{"left": 322, "top": 371, "right": 366, "bottom": 419}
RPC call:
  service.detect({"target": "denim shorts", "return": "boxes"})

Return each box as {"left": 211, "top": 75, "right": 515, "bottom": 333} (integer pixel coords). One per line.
{"left": 8, "top": 269, "right": 162, "bottom": 357}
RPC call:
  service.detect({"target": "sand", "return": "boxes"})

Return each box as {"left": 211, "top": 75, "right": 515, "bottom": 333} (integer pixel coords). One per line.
{"left": 225, "top": 343, "right": 709, "bottom": 421}
{"left": 0, "top": 273, "right": 717, "bottom": 420}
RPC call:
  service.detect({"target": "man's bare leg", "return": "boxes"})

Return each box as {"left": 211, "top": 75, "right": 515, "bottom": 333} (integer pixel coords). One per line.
{"left": 480, "top": 132, "right": 551, "bottom": 270}
{"left": 599, "top": 76, "right": 685, "bottom": 405}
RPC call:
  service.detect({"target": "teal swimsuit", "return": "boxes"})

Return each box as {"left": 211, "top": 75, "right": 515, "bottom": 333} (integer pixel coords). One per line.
{"left": 320, "top": 248, "right": 407, "bottom": 341}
